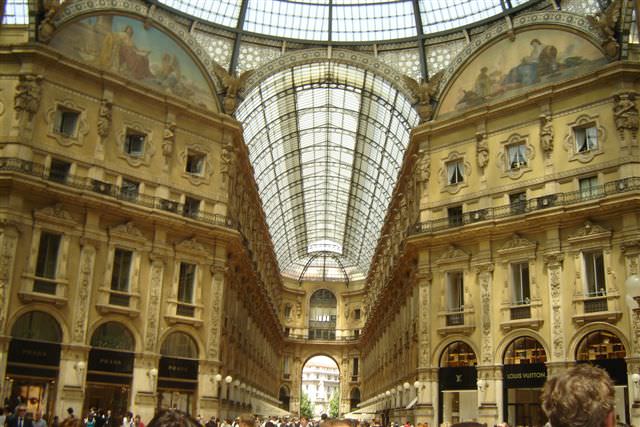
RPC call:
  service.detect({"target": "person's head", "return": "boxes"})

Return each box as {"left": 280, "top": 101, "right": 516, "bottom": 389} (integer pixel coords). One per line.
{"left": 135, "top": 416, "right": 141, "bottom": 424}
{"left": 67, "top": 408, "right": 74, "bottom": 416}
{"left": 35, "top": 411, "right": 43, "bottom": 421}
{"left": 238, "top": 414, "right": 255, "bottom": 427}
{"left": 16, "top": 405, "right": 27, "bottom": 418}
{"left": 147, "top": 410, "right": 200, "bottom": 427}
{"left": 300, "top": 417, "right": 308, "bottom": 427}
{"left": 541, "top": 364, "right": 615, "bottom": 427}
{"left": 530, "top": 39, "right": 541, "bottom": 47}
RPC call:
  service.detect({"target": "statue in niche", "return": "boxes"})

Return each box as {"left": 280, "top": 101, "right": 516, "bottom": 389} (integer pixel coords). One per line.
{"left": 539, "top": 114, "right": 554, "bottom": 155}
{"left": 162, "top": 121, "right": 176, "bottom": 157}
{"left": 476, "top": 132, "right": 489, "bottom": 170}
{"left": 418, "top": 154, "right": 431, "bottom": 190}
{"left": 97, "top": 98, "right": 112, "bottom": 138}
{"left": 212, "top": 63, "right": 255, "bottom": 115}
{"left": 220, "top": 139, "right": 235, "bottom": 181}
{"left": 38, "top": 0, "right": 63, "bottom": 43}
{"left": 14, "top": 74, "right": 43, "bottom": 117}
{"left": 613, "top": 93, "right": 639, "bottom": 140}
{"left": 403, "top": 70, "right": 444, "bottom": 123}
{"left": 586, "top": 0, "right": 622, "bottom": 59}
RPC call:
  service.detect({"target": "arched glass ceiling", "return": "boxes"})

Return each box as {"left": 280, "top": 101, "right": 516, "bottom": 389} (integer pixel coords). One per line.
{"left": 236, "top": 62, "right": 418, "bottom": 281}
{"left": 159, "top": 0, "right": 532, "bottom": 42}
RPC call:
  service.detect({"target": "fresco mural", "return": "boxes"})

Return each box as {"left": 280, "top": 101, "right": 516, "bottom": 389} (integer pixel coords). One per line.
{"left": 50, "top": 15, "right": 216, "bottom": 110}
{"left": 438, "top": 29, "right": 607, "bottom": 115}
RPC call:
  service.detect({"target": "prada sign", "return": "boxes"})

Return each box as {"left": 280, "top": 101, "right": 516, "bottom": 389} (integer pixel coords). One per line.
{"left": 159, "top": 357, "right": 198, "bottom": 380}
{"left": 503, "top": 363, "right": 547, "bottom": 388}
{"left": 439, "top": 366, "right": 477, "bottom": 390}
{"left": 88, "top": 349, "right": 134, "bottom": 374}
{"left": 578, "top": 359, "right": 628, "bottom": 385}
{"left": 8, "top": 339, "right": 61, "bottom": 366}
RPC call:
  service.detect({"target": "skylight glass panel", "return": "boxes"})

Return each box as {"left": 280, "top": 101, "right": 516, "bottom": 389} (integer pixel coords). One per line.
{"left": 419, "top": 0, "right": 503, "bottom": 34}
{"left": 160, "top": 0, "right": 241, "bottom": 27}
{"left": 3, "top": 0, "right": 28, "bottom": 24}
{"left": 333, "top": 2, "right": 417, "bottom": 42}
{"left": 245, "top": 0, "right": 329, "bottom": 41}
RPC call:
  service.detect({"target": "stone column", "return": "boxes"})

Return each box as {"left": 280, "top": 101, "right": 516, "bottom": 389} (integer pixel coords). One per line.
{"left": 415, "top": 267, "right": 434, "bottom": 425}
{"left": 476, "top": 263, "right": 498, "bottom": 424}
{"left": 622, "top": 240, "right": 640, "bottom": 425}
{"left": 201, "top": 261, "right": 226, "bottom": 413}
{"left": 544, "top": 253, "right": 565, "bottom": 361}
{"left": 0, "top": 224, "right": 19, "bottom": 396}
{"left": 131, "top": 354, "right": 159, "bottom": 421}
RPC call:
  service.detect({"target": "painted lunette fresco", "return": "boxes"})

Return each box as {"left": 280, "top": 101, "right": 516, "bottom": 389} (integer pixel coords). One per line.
{"left": 50, "top": 15, "right": 216, "bottom": 110}
{"left": 438, "top": 29, "right": 607, "bottom": 115}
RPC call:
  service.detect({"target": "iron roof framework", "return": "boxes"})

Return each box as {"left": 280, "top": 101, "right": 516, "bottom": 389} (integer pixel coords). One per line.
{"left": 236, "top": 61, "right": 418, "bottom": 281}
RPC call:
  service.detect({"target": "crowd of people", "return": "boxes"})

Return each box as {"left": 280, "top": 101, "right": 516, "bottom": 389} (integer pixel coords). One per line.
{"left": 0, "top": 364, "right": 627, "bottom": 427}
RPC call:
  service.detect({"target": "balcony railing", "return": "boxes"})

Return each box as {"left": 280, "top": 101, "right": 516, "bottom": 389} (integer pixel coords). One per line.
{"left": 411, "top": 178, "right": 640, "bottom": 235}
{"left": 510, "top": 304, "right": 531, "bottom": 320}
{"left": 0, "top": 157, "right": 234, "bottom": 229}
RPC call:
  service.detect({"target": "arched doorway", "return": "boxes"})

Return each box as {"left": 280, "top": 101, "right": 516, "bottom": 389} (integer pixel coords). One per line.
{"left": 308, "top": 290, "right": 337, "bottom": 340}
{"left": 576, "top": 330, "right": 629, "bottom": 424}
{"left": 6, "top": 311, "right": 62, "bottom": 416}
{"left": 350, "top": 387, "right": 361, "bottom": 411}
{"left": 158, "top": 332, "right": 199, "bottom": 414}
{"left": 438, "top": 341, "right": 478, "bottom": 425}
{"left": 301, "top": 355, "right": 340, "bottom": 418}
{"left": 279, "top": 385, "right": 291, "bottom": 412}
{"left": 502, "top": 336, "right": 547, "bottom": 427}
{"left": 85, "top": 322, "right": 135, "bottom": 417}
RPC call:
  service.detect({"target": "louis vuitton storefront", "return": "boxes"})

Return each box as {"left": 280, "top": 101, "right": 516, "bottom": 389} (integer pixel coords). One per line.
{"left": 438, "top": 341, "right": 478, "bottom": 425}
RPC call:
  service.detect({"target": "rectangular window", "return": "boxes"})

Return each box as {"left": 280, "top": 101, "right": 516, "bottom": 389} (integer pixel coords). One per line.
{"left": 111, "top": 249, "right": 133, "bottom": 292}
{"left": 510, "top": 192, "right": 527, "bottom": 214}
{"left": 448, "top": 205, "right": 463, "bottom": 227}
{"left": 34, "top": 232, "right": 61, "bottom": 294}
{"left": 186, "top": 151, "right": 206, "bottom": 175}
{"left": 447, "top": 160, "right": 464, "bottom": 185}
{"left": 446, "top": 271, "right": 464, "bottom": 311}
{"left": 584, "top": 250, "right": 606, "bottom": 296}
{"left": 178, "top": 262, "right": 196, "bottom": 304}
{"left": 49, "top": 159, "right": 71, "bottom": 183}
{"left": 579, "top": 176, "right": 599, "bottom": 200}
{"left": 507, "top": 143, "right": 527, "bottom": 169}
{"left": 575, "top": 126, "right": 598, "bottom": 153}
{"left": 353, "top": 357, "right": 359, "bottom": 376}
{"left": 183, "top": 197, "right": 201, "bottom": 218}
{"left": 124, "top": 131, "right": 145, "bottom": 156}
{"left": 121, "top": 178, "right": 139, "bottom": 201}
{"left": 511, "top": 262, "right": 531, "bottom": 305}
{"left": 354, "top": 308, "right": 361, "bottom": 320}
{"left": 54, "top": 108, "right": 79, "bottom": 137}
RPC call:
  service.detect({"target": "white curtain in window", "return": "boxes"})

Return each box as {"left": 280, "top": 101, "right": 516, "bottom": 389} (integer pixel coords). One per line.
{"left": 508, "top": 144, "right": 527, "bottom": 168}
{"left": 447, "top": 161, "right": 463, "bottom": 184}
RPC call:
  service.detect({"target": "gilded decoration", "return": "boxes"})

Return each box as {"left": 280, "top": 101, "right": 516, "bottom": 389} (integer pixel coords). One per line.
{"left": 49, "top": 12, "right": 217, "bottom": 111}
{"left": 437, "top": 19, "right": 607, "bottom": 116}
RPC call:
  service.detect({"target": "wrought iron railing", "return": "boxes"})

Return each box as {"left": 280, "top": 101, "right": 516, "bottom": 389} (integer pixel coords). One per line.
{"left": 411, "top": 178, "right": 640, "bottom": 235}
{"left": 0, "top": 157, "right": 234, "bottom": 228}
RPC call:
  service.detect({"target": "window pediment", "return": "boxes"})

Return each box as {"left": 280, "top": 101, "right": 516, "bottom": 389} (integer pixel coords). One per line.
{"left": 497, "top": 234, "right": 537, "bottom": 261}
{"left": 34, "top": 203, "right": 78, "bottom": 228}
{"left": 568, "top": 220, "right": 611, "bottom": 249}
{"left": 108, "top": 221, "right": 149, "bottom": 247}
{"left": 175, "top": 237, "right": 209, "bottom": 260}
{"left": 435, "top": 245, "right": 470, "bottom": 267}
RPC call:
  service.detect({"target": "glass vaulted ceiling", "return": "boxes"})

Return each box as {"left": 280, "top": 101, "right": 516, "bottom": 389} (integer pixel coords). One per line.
{"left": 236, "top": 63, "right": 418, "bottom": 281}
{"left": 160, "top": 0, "right": 531, "bottom": 42}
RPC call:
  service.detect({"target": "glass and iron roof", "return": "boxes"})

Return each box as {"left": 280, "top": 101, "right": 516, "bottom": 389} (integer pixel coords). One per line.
{"left": 160, "top": 0, "right": 531, "bottom": 42}
{"left": 236, "top": 62, "right": 418, "bottom": 281}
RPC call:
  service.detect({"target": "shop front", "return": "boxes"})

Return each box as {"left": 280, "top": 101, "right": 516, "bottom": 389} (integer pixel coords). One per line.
{"left": 502, "top": 336, "right": 547, "bottom": 427}
{"left": 6, "top": 311, "right": 62, "bottom": 417}
{"left": 438, "top": 341, "right": 478, "bottom": 425}
{"left": 576, "top": 330, "right": 629, "bottom": 425}
{"left": 84, "top": 322, "right": 135, "bottom": 418}
{"left": 157, "top": 332, "right": 199, "bottom": 414}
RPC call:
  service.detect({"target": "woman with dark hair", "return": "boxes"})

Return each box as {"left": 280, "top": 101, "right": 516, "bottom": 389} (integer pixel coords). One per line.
{"left": 146, "top": 411, "right": 200, "bottom": 427}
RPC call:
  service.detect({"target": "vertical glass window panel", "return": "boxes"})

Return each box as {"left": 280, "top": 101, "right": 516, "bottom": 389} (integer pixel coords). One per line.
{"left": 332, "top": 2, "right": 417, "bottom": 42}
{"left": 49, "top": 159, "right": 71, "bottom": 183}
{"left": 2, "top": 0, "right": 28, "bottom": 24}
{"left": 579, "top": 176, "right": 599, "bottom": 199}
{"left": 584, "top": 251, "right": 606, "bottom": 296}
{"left": 124, "top": 132, "right": 145, "bottom": 156}
{"left": 178, "top": 262, "right": 196, "bottom": 304}
{"left": 575, "top": 126, "right": 598, "bottom": 152}
{"left": 511, "top": 262, "right": 530, "bottom": 305}
{"left": 447, "top": 160, "right": 464, "bottom": 184}
{"left": 36, "top": 232, "right": 61, "bottom": 279}
{"left": 446, "top": 271, "right": 464, "bottom": 311}
{"left": 159, "top": 0, "right": 242, "bottom": 27}
{"left": 419, "top": 0, "right": 503, "bottom": 34}
{"left": 121, "top": 179, "right": 139, "bottom": 200}
{"left": 54, "top": 109, "right": 79, "bottom": 138}
{"left": 244, "top": 0, "right": 329, "bottom": 41}
{"left": 111, "top": 249, "right": 133, "bottom": 292}
{"left": 508, "top": 143, "right": 527, "bottom": 169}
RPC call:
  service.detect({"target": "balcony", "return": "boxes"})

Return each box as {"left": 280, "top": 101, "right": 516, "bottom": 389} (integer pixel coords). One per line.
{"left": 285, "top": 328, "right": 361, "bottom": 342}
{"left": 500, "top": 301, "right": 543, "bottom": 331}
{"left": 437, "top": 307, "right": 475, "bottom": 336}
{"left": 572, "top": 290, "right": 622, "bottom": 325}
{"left": 0, "top": 157, "right": 234, "bottom": 229}
{"left": 19, "top": 275, "right": 68, "bottom": 306}
{"left": 411, "top": 178, "right": 640, "bottom": 235}
{"left": 165, "top": 299, "right": 203, "bottom": 327}
{"left": 96, "top": 288, "right": 140, "bottom": 317}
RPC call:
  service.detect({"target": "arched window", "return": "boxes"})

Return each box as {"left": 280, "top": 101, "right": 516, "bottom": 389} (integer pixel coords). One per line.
{"left": 90, "top": 322, "right": 134, "bottom": 351}
{"left": 504, "top": 336, "right": 546, "bottom": 365}
{"left": 576, "top": 330, "right": 626, "bottom": 361}
{"left": 309, "top": 289, "right": 337, "bottom": 340}
{"left": 161, "top": 332, "right": 198, "bottom": 359}
{"left": 11, "top": 311, "right": 61, "bottom": 342}
{"left": 279, "top": 385, "right": 290, "bottom": 411}
{"left": 440, "top": 341, "right": 477, "bottom": 367}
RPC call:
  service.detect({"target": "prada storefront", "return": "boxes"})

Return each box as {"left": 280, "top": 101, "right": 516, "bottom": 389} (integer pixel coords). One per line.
{"left": 6, "top": 311, "right": 61, "bottom": 416}
{"left": 157, "top": 332, "right": 199, "bottom": 413}
{"left": 84, "top": 322, "right": 135, "bottom": 415}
